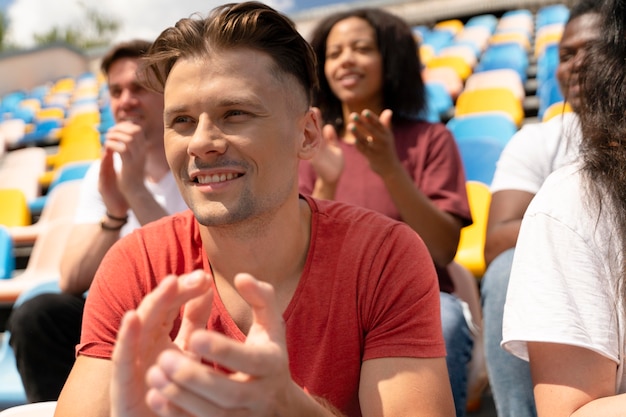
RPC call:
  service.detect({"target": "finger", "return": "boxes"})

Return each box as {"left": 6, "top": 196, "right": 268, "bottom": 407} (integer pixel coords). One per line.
{"left": 105, "top": 139, "right": 128, "bottom": 154}
{"left": 234, "top": 273, "right": 285, "bottom": 344}
{"left": 146, "top": 350, "right": 252, "bottom": 414}
{"left": 360, "top": 109, "right": 390, "bottom": 139}
{"left": 322, "top": 124, "right": 339, "bottom": 146}
{"left": 175, "top": 273, "right": 214, "bottom": 351}
{"left": 136, "top": 272, "right": 211, "bottom": 342}
{"left": 111, "top": 311, "right": 146, "bottom": 412}
{"left": 188, "top": 274, "right": 286, "bottom": 375}
{"left": 379, "top": 109, "right": 393, "bottom": 128}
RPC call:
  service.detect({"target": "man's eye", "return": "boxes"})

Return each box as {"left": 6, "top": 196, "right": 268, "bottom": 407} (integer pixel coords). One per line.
{"left": 169, "top": 116, "right": 193, "bottom": 127}
{"left": 226, "top": 110, "right": 248, "bottom": 118}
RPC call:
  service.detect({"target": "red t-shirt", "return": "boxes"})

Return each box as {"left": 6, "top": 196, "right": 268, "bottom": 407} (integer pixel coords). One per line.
{"left": 299, "top": 120, "right": 471, "bottom": 293}
{"left": 79, "top": 196, "right": 445, "bottom": 416}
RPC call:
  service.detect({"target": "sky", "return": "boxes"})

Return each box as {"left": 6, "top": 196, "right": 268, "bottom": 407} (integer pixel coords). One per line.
{"left": 1, "top": 0, "right": 356, "bottom": 48}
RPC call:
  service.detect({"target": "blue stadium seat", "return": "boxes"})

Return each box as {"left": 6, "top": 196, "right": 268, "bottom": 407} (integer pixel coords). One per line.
{"left": 536, "top": 4, "right": 570, "bottom": 29}
{"left": 446, "top": 113, "right": 518, "bottom": 146}
{"left": 475, "top": 42, "right": 529, "bottom": 82}
{"left": 425, "top": 82, "right": 453, "bottom": 122}
{"left": 537, "top": 76, "right": 564, "bottom": 120}
{"left": 0, "top": 226, "right": 15, "bottom": 280}
{"left": 456, "top": 136, "right": 506, "bottom": 185}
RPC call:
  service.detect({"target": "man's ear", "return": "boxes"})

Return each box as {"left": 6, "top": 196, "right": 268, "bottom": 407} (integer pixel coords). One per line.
{"left": 297, "top": 107, "right": 322, "bottom": 160}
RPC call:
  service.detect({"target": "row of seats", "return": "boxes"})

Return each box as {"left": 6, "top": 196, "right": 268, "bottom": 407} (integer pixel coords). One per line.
{"left": 0, "top": 72, "right": 113, "bottom": 155}
{"left": 424, "top": 5, "right": 573, "bottom": 280}
{"left": 419, "top": 4, "right": 571, "bottom": 126}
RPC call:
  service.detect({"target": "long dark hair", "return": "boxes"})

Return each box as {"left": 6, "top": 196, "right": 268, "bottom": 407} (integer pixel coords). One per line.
{"left": 578, "top": 0, "right": 626, "bottom": 292}
{"left": 309, "top": 8, "right": 426, "bottom": 133}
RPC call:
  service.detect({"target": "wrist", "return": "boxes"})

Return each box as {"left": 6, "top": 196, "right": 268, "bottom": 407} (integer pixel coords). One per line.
{"left": 106, "top": 211, "right": 128, "bottom": 222}
{"left": 100, "top": 211, "right": 128, "bottom": 232}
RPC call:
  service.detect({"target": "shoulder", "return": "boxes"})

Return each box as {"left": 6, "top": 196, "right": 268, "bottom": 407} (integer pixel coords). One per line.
{"left": 306, "top": 196, "right": 428, "bottom": 257}
{"left": 393, "top": 119, "right": 452, "bottom": 142}
{"left": 117, "top": 209, "right": 198, "bottom": 251}
{"left": 526, "top": 164, "right": 584, "bottom": 217}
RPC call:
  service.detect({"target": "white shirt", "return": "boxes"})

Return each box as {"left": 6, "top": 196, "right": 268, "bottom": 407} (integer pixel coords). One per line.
{"left": 491, "top": 112, "right": 581, "bottom": 194}
{"left": 502, "top": 163, "right": 626, "bottom": 393}
{"left": 74, "top": 157, "right": 188, "bottom": 236}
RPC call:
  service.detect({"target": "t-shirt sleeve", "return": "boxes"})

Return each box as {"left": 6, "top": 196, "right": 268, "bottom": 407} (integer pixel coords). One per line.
{"left": 417, "top": 124, "right": 472, "bottom": 226}
{"left": 502, "top": 211, "right": 619, "bottom": 364}
{"left": 490, "top": 125, "right": 547, "bottom": 194}
{"left": 77, "top": 232, "right": 150, "bottom": 359}
{"left": 362, "top": 223, "right": 446, "bottom": 360}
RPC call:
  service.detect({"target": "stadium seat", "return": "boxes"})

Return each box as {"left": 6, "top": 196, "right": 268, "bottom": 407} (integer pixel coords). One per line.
{"left": 12, "top": 180, "right": 83, "bottom": 246}
{"left": 463, "top": 68, "right": 526, "bottom": 101}
{"left": 39, "top": 130, "right": 101, "bottom": 188}
{"left": 536, "top": 4, "right": 570, "bottom": 29}
{"left": 465, "top": 14, "right": 498, "bottom": 33}
{"left": 422, "top": 66, "right": 463, "bottom": 99}
{"left": 475, "top": 42, "right": 529, "bottom": 82}
{"left": 28, "top": 163, "right": 89, "bottom": 216}
{"left": 454, "top": 181, "right": 492, "bottom": 278}
{"left": 455, "top": 87, "right": 524, "bottom": 127}
{"left": 542, "top": 101, "right": 573, "bottom": 122}
{"left": 0, "top": 281, "right": 62, "bottom": 411}
{"left": 0, "top": 190, "right": 30, "bottom": 228}
{"left": 456, "top": 135, "right": 506, "bottom": 185}
{"left": 0, "top": 219, "right": 73, "bottom": 304}
{"left": 426, "top": 55, "right": 473, "bottom": 81}
{"left": 424, "top": 82, "right": 453, "bottom": 122}
{"left": 446, "top": 113, "right": 518, "bottom": 146}
{"left": 537, "top": 76, "right": 564, "bottom": 120}
{"left": 0, "top": 226, "right": 14, "bottom": 280}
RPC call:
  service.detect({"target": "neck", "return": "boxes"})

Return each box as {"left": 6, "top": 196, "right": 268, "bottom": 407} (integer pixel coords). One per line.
{"left": 200, "top": 196, "right": 311, "bottom": 288}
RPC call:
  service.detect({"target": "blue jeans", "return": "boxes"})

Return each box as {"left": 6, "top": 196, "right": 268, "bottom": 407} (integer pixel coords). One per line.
{"left": 480, "top": 249, "right": 537, "bottom": 417}
{"left": 441, "top": 291, "right": 473, "bottom": 417}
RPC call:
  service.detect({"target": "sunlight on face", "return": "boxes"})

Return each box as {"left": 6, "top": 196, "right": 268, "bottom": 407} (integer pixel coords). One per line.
{"left": 162, "top": 49, "right": 309, "bottom": 230}
{"left": 324, "top": 16, "right": 384, "bottom": 114}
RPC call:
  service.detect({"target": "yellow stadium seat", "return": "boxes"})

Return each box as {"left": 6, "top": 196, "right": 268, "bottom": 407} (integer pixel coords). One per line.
{"left": 542, "top": 101, "right": 573, "bottom": 122}
{"left": 434, "top": 19, "right": 464, "bottom": 36}
{"left": 455, "top": 87, "right": 525, "bottom": 126}
{"left": 454, "top": 181, "right": 492, "bottom": 278}
{"left": 419, "top": 44, "right": 435, "bottom": 66}
{"left": 426, "top": 55, "right": 473, "bottom": 81}
{"left": 35, "top": 107, "right": 65, "bottom": 121}
{"left": 0, "top": 189, "right": 30, "bottom": 227}
{"left": 40, "top": 131, "right": 101, "bottom": 187}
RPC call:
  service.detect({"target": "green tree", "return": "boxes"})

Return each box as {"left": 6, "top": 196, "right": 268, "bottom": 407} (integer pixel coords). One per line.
{"left": 33, "top": 2, "right": 120, "bottom": 50}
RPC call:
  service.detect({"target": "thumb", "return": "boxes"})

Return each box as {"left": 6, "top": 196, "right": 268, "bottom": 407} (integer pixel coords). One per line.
{"left": 380, "top": 109, "right": 393, "bottom": 129}
{"left": 322, "top": 123, "right": 339, "bottom": 146}
{"left": 234, "top": 273, "right": 285, "bottom": 345}
{"left": 174, "top": 271, "right": 214, "bottom": 351}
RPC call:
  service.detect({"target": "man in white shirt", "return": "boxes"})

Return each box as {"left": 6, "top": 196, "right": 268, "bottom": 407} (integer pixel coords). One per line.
{"left": 6, "top": 39, "right": 187, "bottom": 402}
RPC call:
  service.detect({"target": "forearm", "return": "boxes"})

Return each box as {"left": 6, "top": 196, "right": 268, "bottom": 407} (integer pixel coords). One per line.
{"left": 123, "top": 185, "right": 169, "bottom": 226}
{"left": 382, "top": 166, "right": 461, "bottom": 265}
{"left": 484, "top": 220, "right": 521, "bottom": 266}
{"left": 278, "top": 381, "right": 346, "bottom": 417}
{"left": 568, "top": 394, "right": 626, "bottom": 417}
{"left": 59, "top": 225, "right": 119, "bottom": 294}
